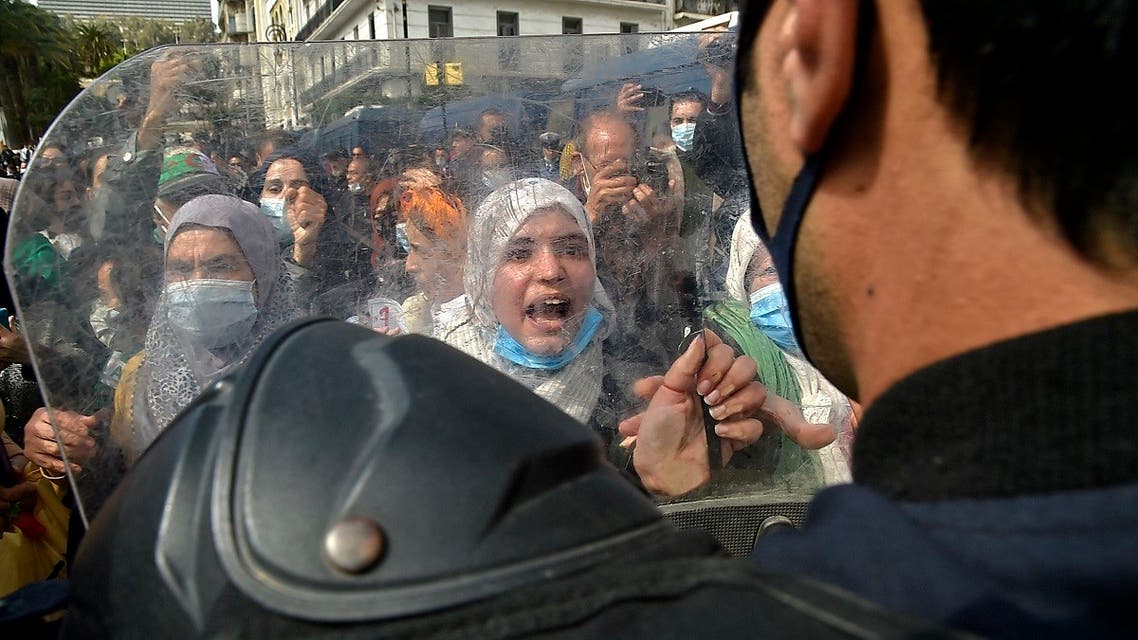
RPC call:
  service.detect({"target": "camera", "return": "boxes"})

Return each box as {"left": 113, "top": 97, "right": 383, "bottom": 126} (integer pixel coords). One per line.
{"left": 699, "top": 35, "right": 736, "bottom": 68}
{"left": 636, "top": 151, "right": 670, "bottom": 195}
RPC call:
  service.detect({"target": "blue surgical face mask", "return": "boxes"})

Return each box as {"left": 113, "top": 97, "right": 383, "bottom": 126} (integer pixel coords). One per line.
{"left": 494, "top": 306, "right": 604, "bottom": 371}
{"left": 166, "top": 279, "right": 258, "bottom": 349}
{"left": 259, "top": 197, "right": 291, "bottom": 242}
{"left": 671, "top": 122, "right": 696, "bottom": 152}
{"left": 749, "top": 283, "right": 802, "bottom": 356}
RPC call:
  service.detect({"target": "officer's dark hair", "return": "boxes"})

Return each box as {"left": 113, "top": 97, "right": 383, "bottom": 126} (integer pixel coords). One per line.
{"left": 736, "top": 1, "right": 1138, "bottom": 264}
{"left": 920, "top": 1, "right": 1138, "bottom": 263}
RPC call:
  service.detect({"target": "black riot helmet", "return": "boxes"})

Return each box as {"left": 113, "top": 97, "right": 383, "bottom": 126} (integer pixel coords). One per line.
{"left": 62, "top": 319, "right": 665, "bottom": 633}
{"left": 61, "top": 320, "right": 964, "bottom": 639}
{"left": 60, "top": 318, "right": 969, "bottom": 637}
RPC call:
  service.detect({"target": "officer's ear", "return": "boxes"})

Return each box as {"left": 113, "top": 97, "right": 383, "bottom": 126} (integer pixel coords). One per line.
{"left": 780, "top": 0, "right": 859, "bottom": 154}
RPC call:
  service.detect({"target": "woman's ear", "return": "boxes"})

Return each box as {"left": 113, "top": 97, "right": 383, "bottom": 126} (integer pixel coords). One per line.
{"left": 779, "top": 0, "right": 859, "bottom": 154}
{"left": 570, "top": 152, "right": 584, "bottom": 177}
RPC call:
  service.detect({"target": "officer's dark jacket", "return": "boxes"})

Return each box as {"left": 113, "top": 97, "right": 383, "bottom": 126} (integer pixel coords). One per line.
{"left": 755, "top": 311, "right": 1138, "bottom": 639}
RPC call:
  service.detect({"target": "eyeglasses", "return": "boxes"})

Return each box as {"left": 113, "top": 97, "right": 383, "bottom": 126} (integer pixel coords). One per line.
{"left": 578, "top": 152, "right": 631, "bottom": 178}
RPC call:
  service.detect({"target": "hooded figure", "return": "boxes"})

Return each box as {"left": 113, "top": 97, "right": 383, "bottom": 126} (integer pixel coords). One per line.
{"left": 118, "top": 194, "right": 301, "bottom": 458}
{"left": 440, "top": 178, "right": 614, "bottom": 426}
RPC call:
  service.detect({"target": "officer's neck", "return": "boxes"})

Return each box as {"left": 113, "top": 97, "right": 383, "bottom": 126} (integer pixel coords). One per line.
{"left": 806, "top": 92, "right": 1138, "bottom": 409}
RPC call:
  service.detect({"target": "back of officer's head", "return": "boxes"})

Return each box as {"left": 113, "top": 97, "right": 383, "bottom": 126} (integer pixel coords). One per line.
{"left": 741, "top": 2, "right": 1138, "bottom": 270}
{"left": 735, "top": 2, "right": 1138, "bottom": 401}
{"left": 919, "top": 2, "right": 1138, "bottom": 269}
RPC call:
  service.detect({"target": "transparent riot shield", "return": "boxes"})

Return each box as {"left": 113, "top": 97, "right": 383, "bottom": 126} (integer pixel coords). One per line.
{"left": 5, "top": 32, "right": 854, "bottom": 548}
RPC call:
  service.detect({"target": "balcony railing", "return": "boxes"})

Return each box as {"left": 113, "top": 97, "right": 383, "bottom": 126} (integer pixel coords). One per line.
{"left": 227, "top": 13, "right": 253, "bottom": 34}
{"left": 296, "top": 0, "right": 345, "bottom": 41}
{"left": 674, "top": 0, "right": 738, "bottom": 15}
{"left": 298, "top": 47, "right": 383, "bottom": 105}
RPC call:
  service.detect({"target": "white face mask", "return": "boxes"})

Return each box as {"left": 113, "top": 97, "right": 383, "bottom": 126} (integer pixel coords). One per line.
{"left": 259, "top": 198, "right": 291, "bottom": 242}
{"left": 165, "top": 279, "right": 259, "bottom": 349}
{"left": 44, "top": 231, "right": 83, "bottom": 260}
{"left": 671, "top": 122, "right": 696, "bottom": 152}
{"left": 89, "top": 300, "right": 121, "bottom": 348}
{"left": 348, "top": 182, "right": 365, "bottom": 194}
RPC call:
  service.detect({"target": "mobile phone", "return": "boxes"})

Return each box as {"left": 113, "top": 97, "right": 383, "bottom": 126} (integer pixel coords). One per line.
{"left": 0, "top": 308, "right": 9, "bottom": 330}
{"left": 678, "top": 330, "right": 723, "bottom": 470}
{"left": 699, "top": 36, "right": 736, "bottom": 69}
{"left": 638, "top": 87, "right": 670, "bottom": 108}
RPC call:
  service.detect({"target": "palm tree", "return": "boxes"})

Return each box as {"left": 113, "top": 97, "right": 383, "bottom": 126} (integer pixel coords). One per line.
{"left": 74, "top": 22, "right": 122, "bottom": 78}
{"left": 0, "top": 0, "right": 75, "bottom": 146}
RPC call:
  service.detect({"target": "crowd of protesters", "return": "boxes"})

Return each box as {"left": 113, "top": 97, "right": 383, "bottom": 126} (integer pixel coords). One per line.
{"left": 0, "top": 34, "right": 855, "bottom": 596}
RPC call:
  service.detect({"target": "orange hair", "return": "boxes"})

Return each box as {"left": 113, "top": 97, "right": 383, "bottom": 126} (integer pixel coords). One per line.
{"left": 401, "top": 187, "right": 467, "bottom": 244}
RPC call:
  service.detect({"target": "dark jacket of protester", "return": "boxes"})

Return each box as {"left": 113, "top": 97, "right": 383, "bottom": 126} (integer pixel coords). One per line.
{"left": 252, "top": 149, "right": 376, "bottom": 316}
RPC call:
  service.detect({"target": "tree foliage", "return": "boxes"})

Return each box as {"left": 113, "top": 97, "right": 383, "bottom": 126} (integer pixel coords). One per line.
{"left": 0, "top": 0, "right": 78, "bottom": 146}
{"left": 0, "top": 2, "right": 219, "bottom": 146}
{"left": 73, "top": 21, "right": 122, "bottom": 78}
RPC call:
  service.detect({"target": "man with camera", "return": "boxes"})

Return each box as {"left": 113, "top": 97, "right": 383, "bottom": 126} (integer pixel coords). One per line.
{"left": 570, "top": 109, "right": 672, "bottom": 228}
{"left": 568, "top": 109, "right": 696, "bottom": 368}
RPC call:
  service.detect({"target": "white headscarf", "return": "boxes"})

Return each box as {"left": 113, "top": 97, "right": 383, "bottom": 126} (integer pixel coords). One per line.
{"left": 725, "top": 213, "right": 764, "bottom": 304}
{"left": 440, "top": 178, "right": 612, "bottom": 424}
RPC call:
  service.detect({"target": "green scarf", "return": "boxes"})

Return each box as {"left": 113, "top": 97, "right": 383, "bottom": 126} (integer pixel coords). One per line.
{"left": 704, "top": 300, "right": 800, "bottom": 404}
{"left": 704, "top": 300, "right": 820, "bottom": 485}
{"left": 11, "top": 234, "right": 61, "bottom": 293}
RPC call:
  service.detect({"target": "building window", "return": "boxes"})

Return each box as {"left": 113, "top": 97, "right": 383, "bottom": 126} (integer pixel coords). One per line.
{"left": 497, "top": 11, "right": 520, "bottom": 69}
{"left": 620, "top": 22, "right": 639, "bottom": 33}
{"left": 353, "top": 25, "right": 359, "bottom": 40}
{"left": 368, "top": 12, "right": 376, "bottom": 39}
{"left": 562, "top": 17, "right": 582, "bottom": 35}
{"left": 428, "top": 6, "right": 453, "bottom": 38}
{"left": 497, "top": 11, "right": 519, "bottom": 37}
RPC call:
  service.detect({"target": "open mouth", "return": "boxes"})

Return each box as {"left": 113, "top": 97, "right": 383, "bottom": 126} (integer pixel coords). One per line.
{"left": 524, "top": 296, "right": 572, "bottom": 331}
